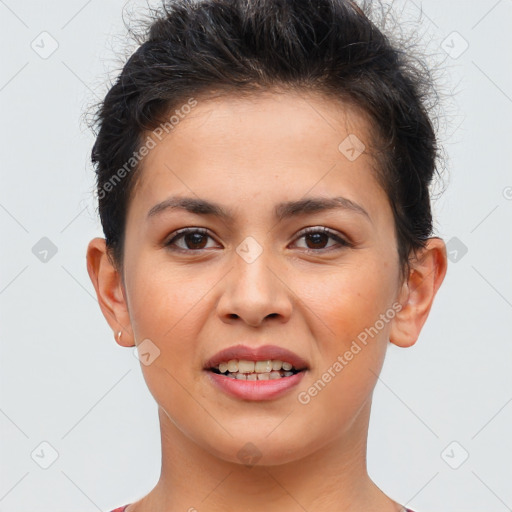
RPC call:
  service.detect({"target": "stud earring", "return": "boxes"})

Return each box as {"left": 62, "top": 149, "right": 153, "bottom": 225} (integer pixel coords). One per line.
{"left": 117, "top": 331, "right": 122, "bottom": 342}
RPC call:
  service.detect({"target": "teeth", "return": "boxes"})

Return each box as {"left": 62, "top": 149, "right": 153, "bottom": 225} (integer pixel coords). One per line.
{"left": 221, "top": 369, "right": 296, "bottom": 380}
{"left": 211, "top": 358, "right": 302, "bottom": 380}
{"left": 215, "top": 359, "right": 295, "bottom": 373}
{"left": 238, "top": 360, "right": 255, "bottom": 373}
{"left": 255, "top": 360, "right": 273, "bottom": 373}
{"left": 272, "top": 360, "right": 282, "bottom": 371}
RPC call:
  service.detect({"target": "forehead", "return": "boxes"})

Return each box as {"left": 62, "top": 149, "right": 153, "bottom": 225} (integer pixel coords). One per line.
{"left": 128, "top": 89, "right": 390, "bottom": 226}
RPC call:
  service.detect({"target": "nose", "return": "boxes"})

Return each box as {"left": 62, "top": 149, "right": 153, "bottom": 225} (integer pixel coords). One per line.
{"left": 216, "top": 247, "right": 293, "bottom": 327}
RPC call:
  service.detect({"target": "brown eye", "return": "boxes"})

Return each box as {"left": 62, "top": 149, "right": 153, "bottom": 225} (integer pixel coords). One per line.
{"left": 293, "top": 227, "right": 351, "bottom": 252}
{"left": 303, "top": 232, "right": 331, "bottom": 250}
{"left": 180, "top": 232, "right": 209, "bottom": 250}
{"left": 165, "top": 228, "right": 217, "bottom": 251}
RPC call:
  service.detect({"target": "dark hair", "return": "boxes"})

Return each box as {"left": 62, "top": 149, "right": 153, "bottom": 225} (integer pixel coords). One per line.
{"left": 90, "top": 0, "right": 441, "bottom": 282}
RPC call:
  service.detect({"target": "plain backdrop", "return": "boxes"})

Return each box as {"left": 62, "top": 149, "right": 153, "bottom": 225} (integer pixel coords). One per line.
{"left": 0, "top": 0, "right": 511, "bottom": 511}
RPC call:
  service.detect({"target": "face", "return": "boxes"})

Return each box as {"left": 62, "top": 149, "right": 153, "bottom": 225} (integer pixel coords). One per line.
{"left": 111, "top": 90, "right": 407, "bottom": 465}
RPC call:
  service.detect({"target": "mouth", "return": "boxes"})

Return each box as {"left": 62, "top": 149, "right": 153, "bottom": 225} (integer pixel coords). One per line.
{"left": 204, "top": 344, "right": 308, "bottom": 401}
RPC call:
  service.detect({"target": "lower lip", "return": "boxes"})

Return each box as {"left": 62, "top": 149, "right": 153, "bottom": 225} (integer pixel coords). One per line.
{"left": 206, "top": 371, "right": 306, "bottom": 401}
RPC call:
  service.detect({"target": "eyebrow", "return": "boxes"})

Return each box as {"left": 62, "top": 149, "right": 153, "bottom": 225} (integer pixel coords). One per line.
{"left": 147, "top": 195, "right": 371, "bottom": 223}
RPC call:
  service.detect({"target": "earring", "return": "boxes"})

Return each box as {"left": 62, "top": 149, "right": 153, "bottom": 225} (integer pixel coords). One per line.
{"left": 117, "top": 331, "right": 122, "bottom": 342}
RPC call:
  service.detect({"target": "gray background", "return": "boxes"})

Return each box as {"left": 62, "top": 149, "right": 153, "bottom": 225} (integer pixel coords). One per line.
{"left": 1, "top": 0, "right": 511, "bottom": 511}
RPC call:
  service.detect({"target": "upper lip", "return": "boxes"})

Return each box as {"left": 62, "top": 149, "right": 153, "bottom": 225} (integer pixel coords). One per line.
{"left": 204, "top": 344, "right": 309, "bottom": 370}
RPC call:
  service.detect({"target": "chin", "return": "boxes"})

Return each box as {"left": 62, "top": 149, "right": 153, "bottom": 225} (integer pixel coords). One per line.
{"left": 199, "top": 428, "right": 317, "bottom": 467}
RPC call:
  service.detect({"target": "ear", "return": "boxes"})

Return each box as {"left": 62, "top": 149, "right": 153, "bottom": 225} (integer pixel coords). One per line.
{"left": 86, "top": 237, "right": 134, "bottom": 347}
{"left": 389, "top": 237, "right": 448, "bottom": 348}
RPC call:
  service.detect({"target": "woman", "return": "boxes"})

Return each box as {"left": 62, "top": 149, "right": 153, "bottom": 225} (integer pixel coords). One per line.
{"left": 86, "top": 0, "right": 447, "bottom": 510}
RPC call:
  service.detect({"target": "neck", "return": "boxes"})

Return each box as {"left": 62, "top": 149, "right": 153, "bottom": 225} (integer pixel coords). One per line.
{"left": 133, "top": 400, "right": 401, "bottom": 512}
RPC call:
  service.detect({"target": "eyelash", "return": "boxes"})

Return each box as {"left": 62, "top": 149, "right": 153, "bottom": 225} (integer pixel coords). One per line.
{"left": 164, "top": 226, "right": 352, "bottom": 254}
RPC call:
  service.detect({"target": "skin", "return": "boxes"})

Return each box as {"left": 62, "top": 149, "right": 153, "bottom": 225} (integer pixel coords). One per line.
{"left": 87, "top": 89, "right": 447, "bottom": 512}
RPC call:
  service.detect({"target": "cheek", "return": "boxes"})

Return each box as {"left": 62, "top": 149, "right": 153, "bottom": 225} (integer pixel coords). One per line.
{"left": 126, "top": 260, "right": 216, "bottom": 409}
{"left": 127, "top": 257, "right": 209, "bottom": 341}
{"left": 126, "top": 264, "right": 209, "bottom": 431}
{"left": 303, "top": 257, "right": 398, "bottom": 350}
